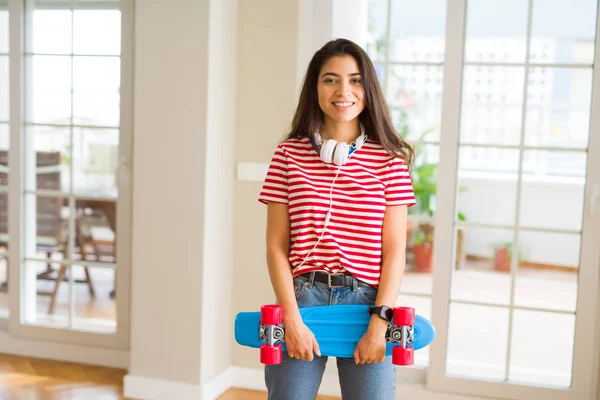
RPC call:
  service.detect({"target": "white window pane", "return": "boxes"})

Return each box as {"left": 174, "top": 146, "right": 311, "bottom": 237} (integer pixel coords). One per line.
{"left": 450, "top": 227, "right": 514, "bottom": 303}
{"left": 530, "top": 0, "right": 598, "bottom": 65}
{"left": 0, "top": 56, "right": 8, "bottom": 121}
{"left": 74, "top": 266, "right": 116, "bottom": 333}
{"left": 73, "top": 92, "right": 119, "bottom": 127}
{"left": 73, "top": 56, "right": 120, "bottom": 126}
{"left": 24, "top": 259, "right": 69, "bottom": 328}
{"left": 514, "top": 232, "right": 579, "bottom": 313}
{"left": 0, "top": 11, "right": 8, "bottom": 53}
{"left": 388, "top": 65, "right": 443, "bottom": 142}
{"left": 509, "top": 310, "right": 574, "bottom": 387}
{"left": 460, "top": 66, "right": 525, "bottom": 146}
{"left": 73, "top": 56, "right": 120, "bottom": 92}
{"left": 465, "top": 0, "right": 528, "bottom": 63}
{"left": 522, "top": 149, "right": 587, "bottom": 178}
{"left": 389, "top": 0, "right": 447, "bottom": 62}
{"left": 366, "top": 0, "right": 388, "bottom": 61}
{"left": 73, "top": 10, "right": 121, "bottom": 56}
{"left": 27, "top": 125, "right": 71, "bottom": 192}
{"left": 32, "top": 10, "right": 72, "bottom": 55}
{"left": 73, "top": 128, "right": 119, "bottom": 196}
{"left": 525, "top": 68, "right": 593, "bottom": 149}
{"left": 446, "top": 303, "right": 509, "bottom": 381}
{"left": 28, "top": 55, "right": 72, "bottom": 124}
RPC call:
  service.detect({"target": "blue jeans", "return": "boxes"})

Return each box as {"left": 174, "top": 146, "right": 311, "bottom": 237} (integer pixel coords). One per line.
{"left": 265, "top": 272, "right": 396, "bottom": 400}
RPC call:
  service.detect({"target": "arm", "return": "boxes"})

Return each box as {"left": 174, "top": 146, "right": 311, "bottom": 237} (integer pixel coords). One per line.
{"left": 265, "top": 202, "right": 298, "bottom": 321}
{"left": 354, "top": 204, "right": 409, "bottom": 364}
{"left": 265, "top": 202, "right": 321, "bottom": 361}
{"left": 368, "top": 204, "right": 409, "bottom": 335}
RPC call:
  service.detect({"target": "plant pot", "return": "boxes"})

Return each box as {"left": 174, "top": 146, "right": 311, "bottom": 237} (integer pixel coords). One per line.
{"left": 413, "top": 243, "right": 434, "bottom": 273}
{"left": 494, "top": 247, "right": 511, "bottom": 272}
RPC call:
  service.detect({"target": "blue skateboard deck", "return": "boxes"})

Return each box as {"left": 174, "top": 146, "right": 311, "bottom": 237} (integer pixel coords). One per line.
{"left": 235, "top": 304, "right": 435, "bottom": 359}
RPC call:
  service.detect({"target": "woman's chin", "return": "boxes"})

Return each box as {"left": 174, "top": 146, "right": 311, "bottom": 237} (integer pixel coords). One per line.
{"left": 324, "top": 113, "right": 361, "bottom": 124}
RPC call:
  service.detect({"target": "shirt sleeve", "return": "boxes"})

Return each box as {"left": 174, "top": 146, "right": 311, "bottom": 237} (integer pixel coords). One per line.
{"left": 258, "top": 144, "right": 289, "bottom": 205}
{"left": 384, "top": 157, "right": 416, "bottom": 207}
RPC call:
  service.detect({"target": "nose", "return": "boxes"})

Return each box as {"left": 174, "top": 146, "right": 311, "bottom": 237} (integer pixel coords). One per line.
{"left": 335, "top": 81, "right": 351, "bottom": 97}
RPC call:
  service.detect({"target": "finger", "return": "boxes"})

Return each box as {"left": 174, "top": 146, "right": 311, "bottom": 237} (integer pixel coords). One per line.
{"left": 306, "top": 350, "right": 313, "bottom": 362}
{"left": 313, "top": 337, "right": 321, "bottom": 357}
{"left": 353, "top": 349, "right": 360, "bottom": 365}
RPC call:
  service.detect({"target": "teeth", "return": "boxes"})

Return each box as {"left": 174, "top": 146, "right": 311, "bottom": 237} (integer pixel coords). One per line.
{"left": 333, "top": 102, "right": 353, "bottom": 107}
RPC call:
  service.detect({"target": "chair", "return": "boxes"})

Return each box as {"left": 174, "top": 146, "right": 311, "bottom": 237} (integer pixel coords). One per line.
{"left": 0, "top": 151, "right": 97, "bottom": 315}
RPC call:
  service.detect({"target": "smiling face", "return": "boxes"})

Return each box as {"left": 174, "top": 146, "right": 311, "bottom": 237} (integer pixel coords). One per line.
{"left": 317, "top": 55, "right": 366, "bottom": 127}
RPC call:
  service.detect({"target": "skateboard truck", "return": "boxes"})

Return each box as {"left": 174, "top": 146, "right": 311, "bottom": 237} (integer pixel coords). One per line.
{"left": 259, "top": 305, "right": 284, "bottom": 364}
{"left": 388, "top": 306, "right": 415, "bottom": 365}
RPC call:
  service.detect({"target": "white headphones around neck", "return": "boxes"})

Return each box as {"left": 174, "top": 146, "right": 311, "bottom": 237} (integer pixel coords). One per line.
{"left": 313, "top": 125, "right": 367, "bottom": 166}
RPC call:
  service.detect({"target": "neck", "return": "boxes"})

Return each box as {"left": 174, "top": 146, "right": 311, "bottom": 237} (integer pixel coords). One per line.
{"left": 320, "top": 119, "right": 361, "bottom": 144}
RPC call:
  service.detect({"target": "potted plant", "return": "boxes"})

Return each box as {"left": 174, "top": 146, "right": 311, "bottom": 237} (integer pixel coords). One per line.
{"left": 412, "top": 223, "right": 434, "bottom": 272}
{"left": 406, "top": 132, "right": 467, "bottom": 272}
{"left": 493, "top": 242, "right": 523, "bottom": 272}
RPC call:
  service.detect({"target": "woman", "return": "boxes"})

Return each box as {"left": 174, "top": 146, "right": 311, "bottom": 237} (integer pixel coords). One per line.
{"left": 258, "top": 38, "right": 416, "bottom": 400}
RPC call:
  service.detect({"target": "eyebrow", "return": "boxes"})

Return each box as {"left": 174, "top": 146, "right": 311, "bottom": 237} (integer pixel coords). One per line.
{"left": 321, "top": 72, "right": 361, "bottom": 79}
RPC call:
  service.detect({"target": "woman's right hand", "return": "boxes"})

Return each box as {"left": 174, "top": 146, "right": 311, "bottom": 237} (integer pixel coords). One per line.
{"left": 284, "top": 318, "right": 321, "bottom": 361}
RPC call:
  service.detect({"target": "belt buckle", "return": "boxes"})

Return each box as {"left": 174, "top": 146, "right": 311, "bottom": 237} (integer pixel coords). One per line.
{"left": 327, "top": 273, "right": 345, "bottom": 288}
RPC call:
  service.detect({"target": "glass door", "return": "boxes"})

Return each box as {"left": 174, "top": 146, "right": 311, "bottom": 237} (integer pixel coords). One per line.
{"left": 429, "top": 0, "right": 600, "bottom": 398}
{"left": 7, "top": 0, "right": 132, "bottom": 349}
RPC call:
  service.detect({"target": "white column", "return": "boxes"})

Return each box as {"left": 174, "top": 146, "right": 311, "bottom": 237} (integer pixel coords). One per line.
{"left": 200, "top": 0, "right": 237, "bottom": 397}
{"left": 330, "top": 0, "right": 369, "bottom": 49}
{"left": 124, "top": 0, "right": 210, "bottom": 398}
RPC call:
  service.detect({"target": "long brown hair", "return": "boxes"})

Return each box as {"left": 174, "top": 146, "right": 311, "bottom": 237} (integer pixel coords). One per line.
{"left": 286, "top": 38, "right": 414, "bottom": 168}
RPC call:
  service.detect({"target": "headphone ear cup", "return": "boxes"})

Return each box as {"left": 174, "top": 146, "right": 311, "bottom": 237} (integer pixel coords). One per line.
{"left": 320, "top": 139, "right": 337, "bottom": 164}
{"left": 334, "top": 142, "right": 349, "bottom": 166}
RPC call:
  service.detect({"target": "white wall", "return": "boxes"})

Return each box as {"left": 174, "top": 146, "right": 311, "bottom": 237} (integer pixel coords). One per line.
{"left": 233, "top": 0, "right": 300, "bottom": 372}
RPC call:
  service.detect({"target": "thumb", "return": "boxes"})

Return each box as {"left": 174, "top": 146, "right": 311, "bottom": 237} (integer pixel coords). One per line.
{"left": 313, "top": 337, "right": 321, "bottom": 357}
{"left": 353, "top": 348, "right": 359, "bottom": 365}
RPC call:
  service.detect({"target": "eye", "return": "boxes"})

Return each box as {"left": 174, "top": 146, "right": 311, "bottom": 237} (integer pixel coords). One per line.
{"left": 324, "top": 78, "right": 337, "bottom": 84}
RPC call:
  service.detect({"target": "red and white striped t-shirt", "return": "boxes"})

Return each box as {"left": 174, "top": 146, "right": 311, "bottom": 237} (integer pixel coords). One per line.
{"left": 258, "top": 137, "right": 416, "bottom": 287}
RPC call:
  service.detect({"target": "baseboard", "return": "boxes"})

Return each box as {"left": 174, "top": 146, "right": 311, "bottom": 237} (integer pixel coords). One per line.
{"left": 0, "top": 330, "right": 129, "bottom": 369}
{"left": 124, "top": 374, "right": 202, "bottom": 400}
{"left": 203, "top": 367, "right": 235, "bottom": 400}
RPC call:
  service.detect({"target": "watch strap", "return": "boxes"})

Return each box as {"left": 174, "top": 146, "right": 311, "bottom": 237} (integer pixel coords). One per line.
{"left": 368, "top": 305, "right": 393, "bottom": 322}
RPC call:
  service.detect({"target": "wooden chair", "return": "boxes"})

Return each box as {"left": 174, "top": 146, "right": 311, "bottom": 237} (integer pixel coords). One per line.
{"left": 0, "top": 151, "right": 97, "bottom": 315}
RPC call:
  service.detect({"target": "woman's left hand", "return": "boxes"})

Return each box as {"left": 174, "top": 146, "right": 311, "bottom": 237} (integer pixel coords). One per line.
{"left": 353, "top": 321, "right": 388, "bottom": 364}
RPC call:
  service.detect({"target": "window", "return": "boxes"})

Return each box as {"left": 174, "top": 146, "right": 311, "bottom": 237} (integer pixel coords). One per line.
{"left": 2, "top": 0, "right": 132, "bottom": 349}
{"left": 331, "top": 0, "right": 600, "bottom": 399}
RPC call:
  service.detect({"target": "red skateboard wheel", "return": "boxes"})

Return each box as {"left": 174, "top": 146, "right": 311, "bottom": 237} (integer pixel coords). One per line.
{"left": 392, "top": 346, "right": 414, "bottom": 366}
{"left": 260, "top": 343, "right": 282, "bottom": 364}
{"left": 393, "top": 306, "right": 415, "bottom": 326}
{"left": 260, "top": 304, "right": 283, "bottom": 325}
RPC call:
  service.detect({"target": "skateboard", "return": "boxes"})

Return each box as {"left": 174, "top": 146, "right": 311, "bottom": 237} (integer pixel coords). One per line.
{"left": 234, "top": 304, "right": 435, "bottom": 365}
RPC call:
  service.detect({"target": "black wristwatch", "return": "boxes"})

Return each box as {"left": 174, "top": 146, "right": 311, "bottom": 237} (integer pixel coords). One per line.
{"left": 368, "top": 305, "right": 393, "bottom": 322}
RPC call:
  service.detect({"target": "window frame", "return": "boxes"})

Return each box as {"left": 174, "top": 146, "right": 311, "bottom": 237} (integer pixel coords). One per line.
{"left": 6, "top": 0, "right": 133, "bottom": 350}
